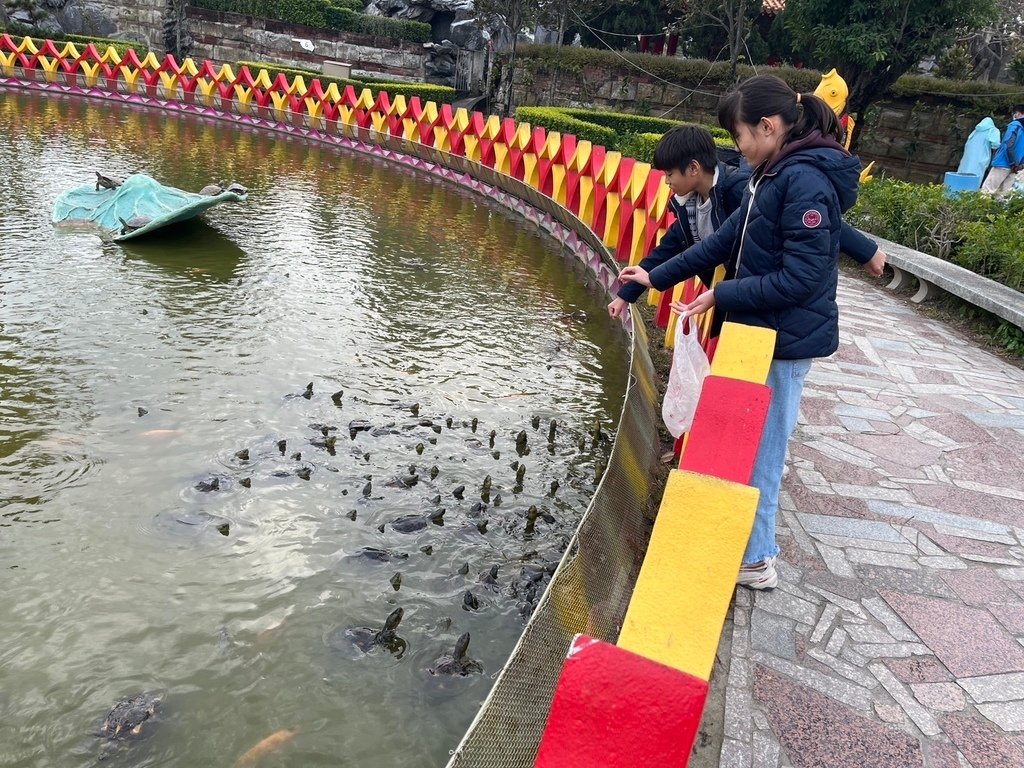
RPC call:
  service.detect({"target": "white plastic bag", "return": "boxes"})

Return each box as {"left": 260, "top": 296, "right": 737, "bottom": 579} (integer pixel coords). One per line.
{"left": 662, "top": 317, "right": 711, "bottom": 438}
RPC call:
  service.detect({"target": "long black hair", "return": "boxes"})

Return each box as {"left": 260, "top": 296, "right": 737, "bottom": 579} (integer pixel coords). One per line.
{"left": 718, "top": 75, "right": 839, "bottom": 145}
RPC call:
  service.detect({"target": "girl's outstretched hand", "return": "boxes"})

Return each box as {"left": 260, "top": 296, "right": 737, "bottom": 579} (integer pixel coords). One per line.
{"left": 618, "top": 266, "right": 651, "bottom": 287}
{"left": 670, "top": 289, "right": 716, "bottom": 320}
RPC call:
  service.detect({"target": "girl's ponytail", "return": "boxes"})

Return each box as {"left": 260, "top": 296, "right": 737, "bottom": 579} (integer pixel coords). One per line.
{"left": 718, "top": 75, "right": 840, "bottom": 145}
{"left": 791, "top": 92, "right": 839, "bottom": 143}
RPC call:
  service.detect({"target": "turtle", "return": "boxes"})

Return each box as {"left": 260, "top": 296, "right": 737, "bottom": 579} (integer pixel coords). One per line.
{"left": 198, "top": 183, "right": 224, "bottom": 196}
{"left": 95, "top": 172, "right": 122, "bottom": 191}
{"left": 389, "top": 508, "right": 444, "bottom": 533}
{"left": 428, "top": 633, "right": 482, "bottom": 676}
{"left": 118, "top": 216, "right": 152, "bottom": 235}
{"left": 226, "top": 182, "right": 248, "bottom": 195}
{"left": 478, "top": 564, "right": 499, "bottom": 586}
{"left": 97, "top": 691, "right": 162, "bottom": 740}
{"left": 346, "top": 546, "right": 408, "bottom": 563}
{"left": 334, "top": 606, "right": 407, "bottom": 658}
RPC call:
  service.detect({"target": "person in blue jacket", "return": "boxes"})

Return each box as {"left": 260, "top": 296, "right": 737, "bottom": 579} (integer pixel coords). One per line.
{"left": 607, "top": 125, "right": 886, "bottom": 319}
{"left": 981, "top": 105, "right": 1024, "bottom": 195}
{"left": 957, "top": 117, "right": 1001, "bottom": 181}
{"left": 619, "top": 75, "right": 864, "bottom": 590}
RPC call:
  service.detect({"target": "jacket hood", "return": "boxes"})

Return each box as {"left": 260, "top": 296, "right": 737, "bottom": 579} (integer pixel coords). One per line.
{"left": 974, "top": 117, "right": 997, "bottom": 134}
{"left": 763, "top": 130, "right": 862, "bottom": 213}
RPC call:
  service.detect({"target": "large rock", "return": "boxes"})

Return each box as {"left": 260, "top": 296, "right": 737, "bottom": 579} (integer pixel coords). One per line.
{"left": 7, "top": 0, "right": 120, "bottom": 38}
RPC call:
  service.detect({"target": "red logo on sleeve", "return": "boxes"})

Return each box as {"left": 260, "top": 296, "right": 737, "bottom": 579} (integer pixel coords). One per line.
{"left": 802, "top": 210, "right": 822, "bottom": 228}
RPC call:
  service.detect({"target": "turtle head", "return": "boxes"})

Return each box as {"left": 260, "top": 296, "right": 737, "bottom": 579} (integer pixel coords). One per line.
{"left": 453, "top": 632, "right": 470, "bottom": 661}
{"left": 382, "top": 606, "right": 404, "bottom": 633}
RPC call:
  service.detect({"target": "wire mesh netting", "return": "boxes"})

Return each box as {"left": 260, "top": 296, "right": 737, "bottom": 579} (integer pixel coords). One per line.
{"left": 446, "top": 316, "right": 662, "bottom": 767}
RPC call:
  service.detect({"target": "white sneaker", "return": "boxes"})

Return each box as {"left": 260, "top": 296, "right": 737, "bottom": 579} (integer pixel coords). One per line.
{"left": 737, "top": 557, "right": 778, "bottom": 590}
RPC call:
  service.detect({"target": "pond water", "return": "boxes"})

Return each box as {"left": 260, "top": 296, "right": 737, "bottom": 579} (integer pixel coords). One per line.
{"left": 0, "top": 90, "right": 629, "bottom": 767}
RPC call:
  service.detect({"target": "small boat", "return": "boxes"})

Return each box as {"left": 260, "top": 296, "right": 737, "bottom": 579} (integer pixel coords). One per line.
{"left": 52, "top": 173, "right": 247, "bottom": 242}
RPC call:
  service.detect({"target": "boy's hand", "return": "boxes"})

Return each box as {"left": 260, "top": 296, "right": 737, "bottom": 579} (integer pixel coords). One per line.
{"left": 670, "top": 289, "right": 716, "bottom": 320}
{"left": 618, "top": 266, "right": 651, "bottom": 287}
{"left": 864, "top": 249, "right": 887, "bottom": 277}
{"left": 607, "top": 297, "right": 629, "bottom": 318}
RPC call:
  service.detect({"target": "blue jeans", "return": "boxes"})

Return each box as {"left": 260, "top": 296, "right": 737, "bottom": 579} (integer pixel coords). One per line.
{"left": 744, "top": 358, "right": 813, "bottom": 565}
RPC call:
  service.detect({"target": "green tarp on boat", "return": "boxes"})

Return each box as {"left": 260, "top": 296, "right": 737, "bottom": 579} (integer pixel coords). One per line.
{"left": 52, "top": 174, "right": 247, "bottom": 241}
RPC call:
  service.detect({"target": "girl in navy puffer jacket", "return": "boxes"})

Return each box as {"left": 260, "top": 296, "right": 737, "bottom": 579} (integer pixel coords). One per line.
{"left": 620, "top": 75, "right": 862, "bottom": 590}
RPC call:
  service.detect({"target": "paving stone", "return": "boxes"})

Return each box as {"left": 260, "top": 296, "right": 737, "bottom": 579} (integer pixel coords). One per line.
{"left": 853, "top": 642, "right": 933, "bottom": 659}
{"left": 803, "top": 584, "right": 868, "bottom": 620}
{"left": 964, "top": 412, "right": 1024, "bottom": 430}
{"left": 989, "top": 602, "right": 1024, "bottom": 634}
{"left": 961, "top": 553, "right": 1021, "bottom": 566}
{"left": 751, "top": 729, "right": 781, "bottom": 768}
{"left": 942, "top": 568, "right": 1018, "bottom": 605}
{"left": 754, "top": 666, "right": 924, "bottom": 768}
{"left": 958, "top": 672, "right": 1024, "bottom": 703}
{"left": 874, "top": 702, "right": 905, "bottom": 724}
{"left": 943, "top": 712, "right": 1024, "bottom": 766}
{"left": 882, "top": 591, "right": 1024, "bottom": 677}
{"left": 719, "top": 738, "right": 752, "bottom": 768}
{"left": 835, "top": 403, "right": 894, "bottom": 421}
{"left": 806, "top": 648, "right": 878, "bottom": 689}
{"left": 918, "top": 556, "right": 968, "bottom": 570}
{"left": 751, "top": 653, "right": 872, "bottom": 711}
{"left": 844, "top": 622, "right": 896, "bottom": 644}
{"left": 832, "top": 483, "right": 916, "bottom": 503}
{"left": 751, "top": 609, "right": 798, "bottom": 661}
{"left": 815, "top": 543, "right": 857, "bottom": 578}
{"left": 922, "top": 741, "right": 960, "bottom": 768}
{"left": 847, "top": 549, "right": 921, "bottom": 570}
{"left": 859, "top": 566, "right": 958, "bottom": 599}
{"left": 886, "top": 657, "right": 953, "bottom": 684}
{"left": 825, "top": 627, "right": 847, "bottom": 656}
{"left": 868, "top": 501, "right": 1010, "bottom": 536}
{"left": 911, "top": 682, "right": 967, "bottom": 712}
{"left": 798, "top": 514, "right": 908, "bottom": 544}
{"left": 863, "top": 596, "right": 920, "bottom": 642}
{"left": 811, "top": 532, "right": 919, "bottom": 555}
{"left": 869, "top": 662, "right": 942, "bottom": 736}
{"left": 982, "top": 701, "right": 1024, "bottom": 729}
{"left": 810, "top": 604, "right": 840, "bottom": 644}
{"left": 803, "top": 570, "right": 875, "bottom": 601}
{"left": 752, "top": 589, "right": 819, "bottom": 627}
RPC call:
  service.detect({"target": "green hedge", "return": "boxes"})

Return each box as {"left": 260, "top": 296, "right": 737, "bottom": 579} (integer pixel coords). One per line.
{"left": 191, "top": 0, "right": 430, "bottom": 43}
{"left": 516, "top": 106, "right": 735, "bottom": 161}
{"left": 616, "top": 132, "right": 736, "bottom": 165}
{"left": 511, "top": 44, "right": 820, "bottom": 95}
{"left": 514, "top": 106, "right": 617, "bottom": 147}
{"left": 237, "top": 60, "right": 455, "bottom": 103}
{"left": 847, "top": 179, "right": 1024, "bottom": 291}
{"left": 512, "top": 44, "right": 1024, "bottom": 114}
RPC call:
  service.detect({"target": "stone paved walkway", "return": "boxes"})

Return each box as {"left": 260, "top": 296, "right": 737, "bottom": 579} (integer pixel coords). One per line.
{"left": 721, "top": 274, "right": 1024, "bottom": 768}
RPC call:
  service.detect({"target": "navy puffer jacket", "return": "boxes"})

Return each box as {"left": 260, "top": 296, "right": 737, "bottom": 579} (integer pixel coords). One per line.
{"left": 648, "top": 132, "right": 862, "bottom": 360}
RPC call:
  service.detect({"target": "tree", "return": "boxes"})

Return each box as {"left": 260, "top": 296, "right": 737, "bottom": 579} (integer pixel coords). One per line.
{"left": 575, "top": 0, "right": 672, "bottom": 50}
{"left": 785, "top": 0, "right": 998, "bottom": 142}
{"left": 667, "top": 0, "right": 762, "bottom": 82}
{"left": 962, "top": 0, "right": 1024, "bottom": 82}
{"left": 475, "top": 0, "right": 539, "bottom": 116}
{"left": 162, "top": 0, "right": 193, "bottom": 61}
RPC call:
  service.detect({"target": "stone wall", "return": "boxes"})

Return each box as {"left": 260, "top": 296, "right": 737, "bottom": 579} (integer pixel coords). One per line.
{"left": 101, "top": 2, "right": 428, "bottom": 82}
{"left": 508, "top": 66, "right": 983, "bottom": 184}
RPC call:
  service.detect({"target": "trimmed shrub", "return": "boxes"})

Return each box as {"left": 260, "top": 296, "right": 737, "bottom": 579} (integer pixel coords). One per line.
{"left": 191, "top": 0, "right": 430, "bottom": 43}
{"left": 516, "top": 106, "right": 734, "bottom": 160}
{"left": 848, "top": 178, "right": 1024, "bottom": 291}
{"left": 510, "top": 44, "right": 820, "bottom": 94}
{"left": 237, "top": 60, "right": 454, "bottom": 103}
{"left": 514, "top": 106, "right": 617, "bottom": 147}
